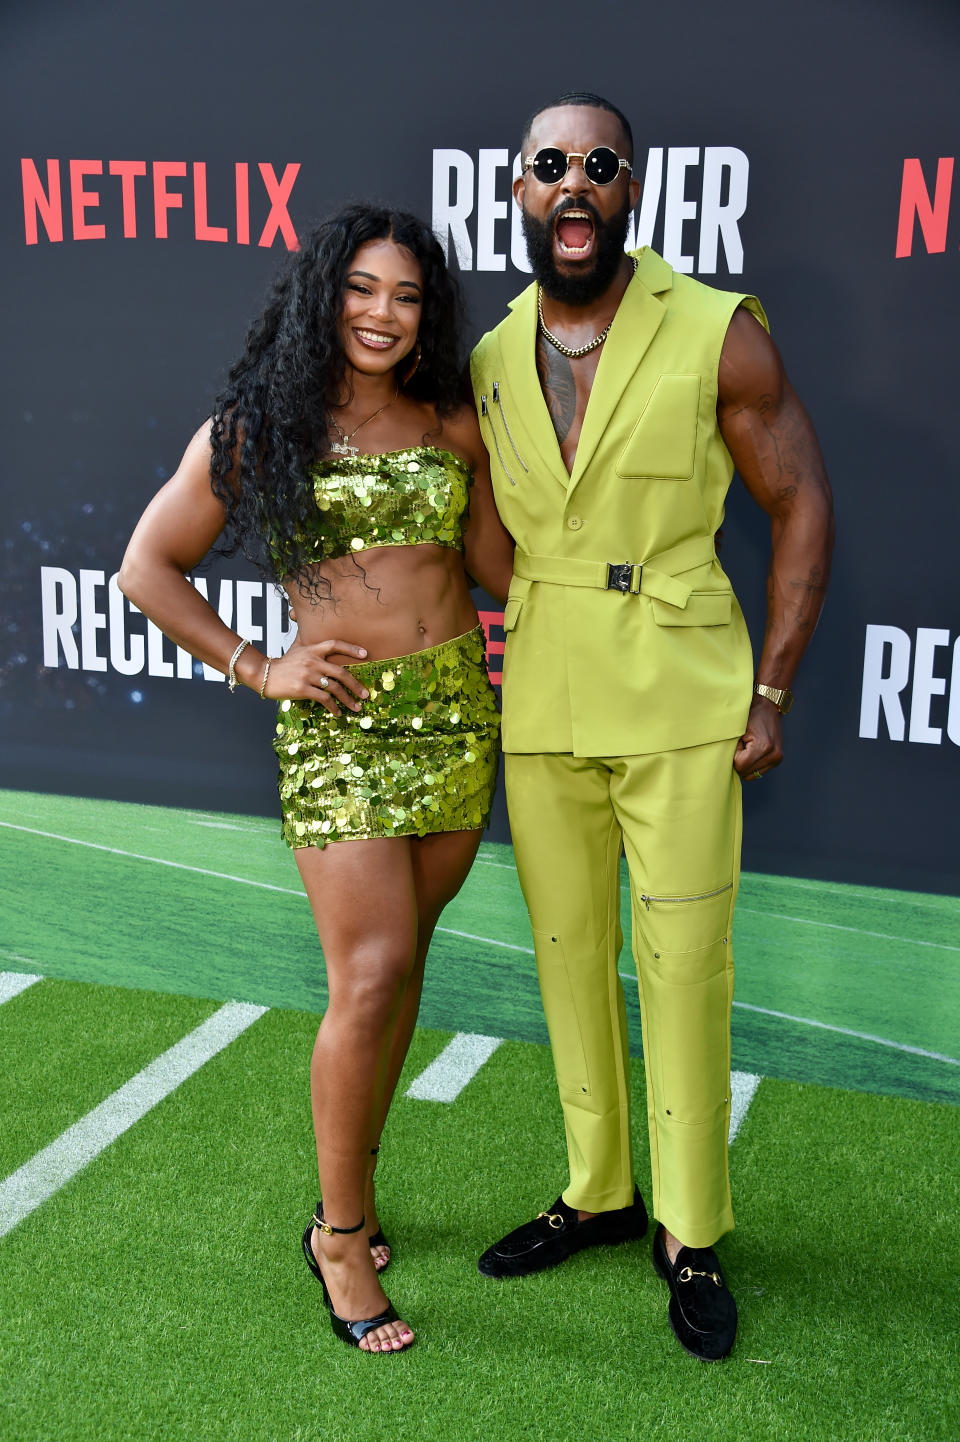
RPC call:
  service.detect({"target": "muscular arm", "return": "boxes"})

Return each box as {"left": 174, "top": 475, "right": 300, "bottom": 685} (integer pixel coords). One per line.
{"left": 444, "top": 406, "right": 515, "bottom": 605}
{"left": 119, "top": 423, "right": 366, "bottom": 710}
{"left": 717, "top": 308, "right": 835, "bottom": 776}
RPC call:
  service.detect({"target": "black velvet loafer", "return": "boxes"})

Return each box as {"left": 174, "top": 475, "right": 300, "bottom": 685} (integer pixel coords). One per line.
{"left": 478, "top": 1187, "right": 648, "bottom": 1278}
{"left": 652, "top": 1225, "right": 737, "bottom": 1361}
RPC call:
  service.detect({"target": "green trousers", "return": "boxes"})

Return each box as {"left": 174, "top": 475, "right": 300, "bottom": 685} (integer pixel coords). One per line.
{"left": 505, "top": 740, "right": 742, "bottom": 1248}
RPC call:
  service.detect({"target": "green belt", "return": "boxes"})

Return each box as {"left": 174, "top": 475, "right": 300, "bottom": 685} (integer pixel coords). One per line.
{"left": 513, "top": 535, "right": 716, "bottom": 610}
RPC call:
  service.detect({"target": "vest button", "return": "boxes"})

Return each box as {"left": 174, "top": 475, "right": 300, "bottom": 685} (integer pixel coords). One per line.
{"left": 566, "top": 515, "right": 583, "bottom": 531}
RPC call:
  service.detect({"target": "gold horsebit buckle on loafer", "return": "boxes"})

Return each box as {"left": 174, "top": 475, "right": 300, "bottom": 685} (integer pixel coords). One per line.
{"left": 537, "top": 1211, "right": 566, "bottom": 1230}
{"left": 677, "top": 1266, "right": 723, "bottom": 1285}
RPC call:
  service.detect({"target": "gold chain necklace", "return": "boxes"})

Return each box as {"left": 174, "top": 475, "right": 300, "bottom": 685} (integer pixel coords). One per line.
{"left": 329, "top": 385, "right": 398, "bottom": 456}
{"left": 537, "top": 256, "right": 638, "bottom": 359}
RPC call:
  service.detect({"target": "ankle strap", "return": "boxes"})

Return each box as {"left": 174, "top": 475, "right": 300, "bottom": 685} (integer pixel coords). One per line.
{"left": 313, "top": 1208, "right": 365, "bottom": 1236}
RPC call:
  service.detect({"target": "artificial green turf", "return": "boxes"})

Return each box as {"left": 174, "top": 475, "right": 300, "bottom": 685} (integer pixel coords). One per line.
{"left": 0, "top": 981, "right": 217, "bottom": 1177}
{"left": 2, "top": 788, "right": 959, "bottom": 1105}
{"left": 0, "top": 986, "right": 957, "bottom": 1442}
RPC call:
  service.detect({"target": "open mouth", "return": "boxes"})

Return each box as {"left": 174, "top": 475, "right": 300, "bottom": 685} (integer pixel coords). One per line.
{"left": 554, "top": 209, "right": 596, "bottom": 258}
{"left": 353, "top": 328, "right": 399, "bottom": 349}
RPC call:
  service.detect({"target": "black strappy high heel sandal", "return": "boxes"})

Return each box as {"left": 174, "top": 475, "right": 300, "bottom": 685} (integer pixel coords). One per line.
{"left": 301, "top": 1206, "right": 411, "bottom": 1352}
{"left": 367, "top": 1146, "right": 391, "bottom": 1271}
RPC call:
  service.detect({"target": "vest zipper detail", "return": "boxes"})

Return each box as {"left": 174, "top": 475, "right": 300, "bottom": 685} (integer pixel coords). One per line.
{"left": 492, "top": 381, "right": 529, "bottom": 473}
{"left": 480, "top": 394, "right": 516, "bottom": 486}
{"left": 639, "top": 882, "right": 733, "bottom": 910}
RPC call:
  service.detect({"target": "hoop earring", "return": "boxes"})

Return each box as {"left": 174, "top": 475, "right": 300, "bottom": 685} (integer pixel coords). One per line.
{"left": 401, "top": 340, "right": 421, "bottom": 386}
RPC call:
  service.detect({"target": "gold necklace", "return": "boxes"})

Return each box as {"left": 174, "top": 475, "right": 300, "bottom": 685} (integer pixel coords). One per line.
{"left": 329, "top": 385, "right": 399, "bottom": 456}
{"left": 537, "top": 256, "right": 639, "bottom": 359}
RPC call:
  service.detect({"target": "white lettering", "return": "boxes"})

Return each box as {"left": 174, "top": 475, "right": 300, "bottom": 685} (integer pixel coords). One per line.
{"left": 859, "top": 624, "right": 911, "bottom": 740}
{"left": 78, "top": 569, "right": 108, "bottom": 672}
{"left": 108, "top": 573, "right": 145, "bottom": 675}
{"left": 192, "top": 576, "right": 228, "bottom": 680}
{"left": 40, "top": 566, "right": 78, "bottom": 668}
{"left": 908, "top": 627, "right": 950, "bottom": 744}
{"left": 235, "top": 579, "right": 264, "bottom": 648}
{"left": 434, "top": 143, "right": 748, "bottom": 274}
{"left": 698, "top": 147, "right": 749, "bottom": 274}
{"left": 476, "top": 149, "right": 508, "bottom": 272}
{"left": 632, "top": 147, "right": 664, "bottom": 250}
{"left": 265, "top": 584, "right": 296, "bottom": 658}
{"left": 662, "top": 147, "right": 700, "bottom": 274}
{"left": 146, "top": 619, "right": 174, "bottom": 678}
{"left": 432, "top": 148, "right": 474, "bottom": 270}
{"left": 510, "top": 153, "right": 531, "bottom": 273}
{"left": 948, "top": 638, "right": 960, "bottom": 745}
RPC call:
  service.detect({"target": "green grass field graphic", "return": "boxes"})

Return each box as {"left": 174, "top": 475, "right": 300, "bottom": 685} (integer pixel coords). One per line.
{"left": 1, "top": 788, "right": 958, "bottom": 1441}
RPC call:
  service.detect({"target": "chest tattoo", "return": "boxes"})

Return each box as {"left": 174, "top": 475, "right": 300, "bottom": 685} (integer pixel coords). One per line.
{"left": 536, "top": 336, "right": 577, "bottom": 443}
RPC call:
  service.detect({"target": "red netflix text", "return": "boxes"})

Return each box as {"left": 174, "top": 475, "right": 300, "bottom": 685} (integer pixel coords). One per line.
{"left": 21, "top": 159, "right": 301, "bottom": 249}
{"left": 896, "top": 157, "right": 956, "bottom": 258}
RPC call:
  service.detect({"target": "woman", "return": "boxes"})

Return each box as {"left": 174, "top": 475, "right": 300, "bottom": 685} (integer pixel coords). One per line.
{"left": 119, "top": 204, "right": 514, "bottom": 1355}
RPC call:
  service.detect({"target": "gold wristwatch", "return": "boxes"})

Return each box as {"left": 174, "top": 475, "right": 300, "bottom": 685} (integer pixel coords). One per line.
{"left": 754, "top": 683, "right": 793, "bottom": 715}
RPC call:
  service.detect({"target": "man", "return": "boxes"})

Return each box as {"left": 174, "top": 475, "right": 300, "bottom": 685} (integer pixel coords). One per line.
{"left": 470, "top": 92, "right": 834, "bottom": 1361}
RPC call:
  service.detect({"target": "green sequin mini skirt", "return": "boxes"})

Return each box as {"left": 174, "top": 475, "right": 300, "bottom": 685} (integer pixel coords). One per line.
{"left": 274, "top": 624, "right": 500, "bottom": 849}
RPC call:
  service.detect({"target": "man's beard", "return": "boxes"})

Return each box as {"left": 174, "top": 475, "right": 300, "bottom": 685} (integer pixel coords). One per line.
{"left": 521, "top": 195, "right": 632, "bottom": 306}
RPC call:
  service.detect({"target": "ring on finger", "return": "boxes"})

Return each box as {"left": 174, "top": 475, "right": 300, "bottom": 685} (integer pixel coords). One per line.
{"left": 320, "top": 676, "right": 329, "bottom": 689}
{"left": 751, "top": 770, "right": 762, "bottom": 780}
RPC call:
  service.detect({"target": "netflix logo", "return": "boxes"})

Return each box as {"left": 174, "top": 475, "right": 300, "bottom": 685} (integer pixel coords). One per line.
{"left": 895, "top": 157, "right": 958, "bottom": 258}
{"left": 20, "top": 159, "right": 301, "bottom": 249}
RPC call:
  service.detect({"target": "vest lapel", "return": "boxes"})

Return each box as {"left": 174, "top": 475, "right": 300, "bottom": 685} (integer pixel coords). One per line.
{"left": 567, "top": 249, "right": 674, "bottom": 496}
{"left": 499, "top": 284, "right": 571, "bottom": 493}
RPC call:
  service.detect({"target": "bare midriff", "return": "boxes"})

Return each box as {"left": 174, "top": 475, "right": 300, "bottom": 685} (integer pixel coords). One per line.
{"left": 285, "top": 542, "right": 478, "bottom": 664}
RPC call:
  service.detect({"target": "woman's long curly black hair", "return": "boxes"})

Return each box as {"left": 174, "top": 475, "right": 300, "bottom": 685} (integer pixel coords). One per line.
{"left": 209, "top": 203, "right": 466, "bottom": 589}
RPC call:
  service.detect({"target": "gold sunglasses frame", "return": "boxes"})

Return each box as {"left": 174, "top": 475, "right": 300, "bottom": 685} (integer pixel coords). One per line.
{"left": 521, "top": 147, "right": 633, "bottom": 186}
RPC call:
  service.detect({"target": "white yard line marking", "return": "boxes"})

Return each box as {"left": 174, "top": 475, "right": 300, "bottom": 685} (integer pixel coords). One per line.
{"left": 736, "top": 905, "right": 960, "bottom": 955}
{"left": 188, "top": 821, "right": 250, "bottom": 832}
{"left": 406, "top": 1033, "right": 502, "bottom": 1102}
{"left": 438, "top": 927, "right": 534, "bottom": 954}
{"left": 0, "top": 822, "right": 305, "bottom": 895}
{"left": 0, "top": 1001, "right": 267, "bottom": 1240}
{"left": 732, "top": 1000, "right": 960, "bottom": 1066}
{"left": 7, "top": 819, "right": 957, "bottom": 959}
{"left": 0, "top": 971, "right": 42, "bottom": 1004}
{"left": 617, "top": 969, "right": 958, "bottom": 1067}
{"left": 729, "top": 1072, "right": 761, "bottom": 1142}
{"left": 750, "top": 873, "right": 957, "bottom": 911}
{"left": 0, "top": 821, "right": 534, "bottom": 953}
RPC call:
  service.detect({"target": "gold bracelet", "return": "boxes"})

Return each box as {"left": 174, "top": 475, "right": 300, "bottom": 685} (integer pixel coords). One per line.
{"left": 227, "top": 638, "right": 252, "bottom": 692}
{"left": 259, "top": 657, "right": 273, "bottom": 700}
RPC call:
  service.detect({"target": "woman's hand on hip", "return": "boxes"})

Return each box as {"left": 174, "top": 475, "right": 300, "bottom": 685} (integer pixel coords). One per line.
{"left": 263, "top": 638, "right": 369, "bottom": 714}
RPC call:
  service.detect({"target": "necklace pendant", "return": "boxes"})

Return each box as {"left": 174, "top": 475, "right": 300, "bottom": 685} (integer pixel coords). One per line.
{"left": 329, "top": 440, "right": 359, "bottom": 456}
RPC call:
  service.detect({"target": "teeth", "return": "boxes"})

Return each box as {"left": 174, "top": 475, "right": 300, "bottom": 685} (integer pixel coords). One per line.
{"left": 355, "top": 329, "right": 396, "bottom": 344}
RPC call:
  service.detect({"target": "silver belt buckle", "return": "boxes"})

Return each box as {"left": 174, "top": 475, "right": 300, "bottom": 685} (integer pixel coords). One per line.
{"left": 606, "top": 562, "right": 640, "bottom": 594}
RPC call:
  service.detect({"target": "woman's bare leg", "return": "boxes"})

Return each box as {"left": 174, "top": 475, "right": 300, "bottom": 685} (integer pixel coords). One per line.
{"left": 365, "top": 828, "right": 483, "bottom": 1265}
{"left": 296, "top": 836, "right": 419, "bottom": 1353}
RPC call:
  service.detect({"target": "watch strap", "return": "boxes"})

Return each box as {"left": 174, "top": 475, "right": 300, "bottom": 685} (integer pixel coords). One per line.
{"left": 754, "top": 682, "right": 793, "bottom": 715}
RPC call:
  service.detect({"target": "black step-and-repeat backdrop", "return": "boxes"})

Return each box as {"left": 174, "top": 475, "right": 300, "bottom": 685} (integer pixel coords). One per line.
{"left": 2, "top": 0, "right": 958, "bottom": 893}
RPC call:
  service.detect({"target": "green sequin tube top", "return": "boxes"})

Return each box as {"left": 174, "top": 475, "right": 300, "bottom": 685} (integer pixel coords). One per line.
{"left": 299, "top": 446, "right": 473, "bottom": 563}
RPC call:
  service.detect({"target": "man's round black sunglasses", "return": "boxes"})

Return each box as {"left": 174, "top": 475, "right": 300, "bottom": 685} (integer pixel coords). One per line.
{"left": 522, "top": 147, "right": 633, "bottom": 187}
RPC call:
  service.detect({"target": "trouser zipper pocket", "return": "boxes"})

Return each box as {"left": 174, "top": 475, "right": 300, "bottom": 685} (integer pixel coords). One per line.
{"left": 639, "top": 882, "right": 734, "bottom": 910}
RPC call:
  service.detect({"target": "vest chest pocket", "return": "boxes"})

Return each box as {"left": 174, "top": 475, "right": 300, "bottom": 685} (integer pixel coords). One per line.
{"left": 616, "top": 374, "right": 701, "bottom": 481}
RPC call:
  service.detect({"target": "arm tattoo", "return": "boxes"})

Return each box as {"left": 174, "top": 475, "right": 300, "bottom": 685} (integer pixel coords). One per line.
{"left": 789, "top": 566, "right": 829, "bottom": 631}
{"left": 536, "top": 336, "right": 577, "bottom": 443}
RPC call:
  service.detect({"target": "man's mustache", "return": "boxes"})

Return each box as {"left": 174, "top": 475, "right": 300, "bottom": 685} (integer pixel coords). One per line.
{"left": 549, "top": 197, "right": 603, "bottom": 228}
